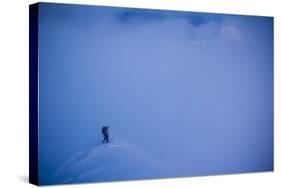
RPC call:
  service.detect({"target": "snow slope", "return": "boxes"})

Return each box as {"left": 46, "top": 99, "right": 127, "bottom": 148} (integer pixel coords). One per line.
{"left": 53, "top": 139, "right": 173, "bottom": 184}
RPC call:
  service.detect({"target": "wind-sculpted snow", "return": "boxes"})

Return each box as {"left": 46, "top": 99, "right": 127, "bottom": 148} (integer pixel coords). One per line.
{"left": 53, "top": 139, "right": 173, "bottom": 184}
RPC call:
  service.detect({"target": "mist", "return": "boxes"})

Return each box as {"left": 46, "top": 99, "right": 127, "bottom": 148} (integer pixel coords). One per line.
{"left": 38, "top": 3, "right": 273, "bottom": 184}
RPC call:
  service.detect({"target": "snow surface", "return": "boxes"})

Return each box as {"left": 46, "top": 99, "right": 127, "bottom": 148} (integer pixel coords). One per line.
{"left": 53, "top": 138, "right": 174, "bottom": 184}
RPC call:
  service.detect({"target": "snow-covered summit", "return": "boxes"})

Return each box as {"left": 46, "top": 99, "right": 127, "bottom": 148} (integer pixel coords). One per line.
{"left": 53, "top": 138, "right": 172, "bottom": 184}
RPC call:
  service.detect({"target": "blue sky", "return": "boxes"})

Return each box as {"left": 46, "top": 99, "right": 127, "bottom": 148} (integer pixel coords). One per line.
{"left": 38, "top": 3, "right": 273, "bottom": 185}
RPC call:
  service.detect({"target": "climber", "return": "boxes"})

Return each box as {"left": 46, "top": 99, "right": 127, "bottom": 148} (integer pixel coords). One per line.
{"left": 102, "top": 126, "right": 109, "bottom": 143}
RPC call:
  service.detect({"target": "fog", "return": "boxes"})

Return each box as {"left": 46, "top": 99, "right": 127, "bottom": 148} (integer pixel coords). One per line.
{"left": 38, "top": 3, "right": 273, "bottom": 184}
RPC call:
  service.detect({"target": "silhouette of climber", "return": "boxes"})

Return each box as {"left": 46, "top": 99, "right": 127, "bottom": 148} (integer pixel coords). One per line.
{"left": 102, "top": 126, "right": 109, "bottom": 143}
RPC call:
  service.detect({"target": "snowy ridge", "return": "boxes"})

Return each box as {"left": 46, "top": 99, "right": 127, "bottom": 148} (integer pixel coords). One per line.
{"left": 53, "top": 138, "right": 173, "bottom": 184}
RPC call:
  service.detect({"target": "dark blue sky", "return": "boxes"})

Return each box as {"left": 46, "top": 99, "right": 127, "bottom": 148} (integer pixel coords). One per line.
{"left": 38, "top": 3, "right": 273, "bottom": 184}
